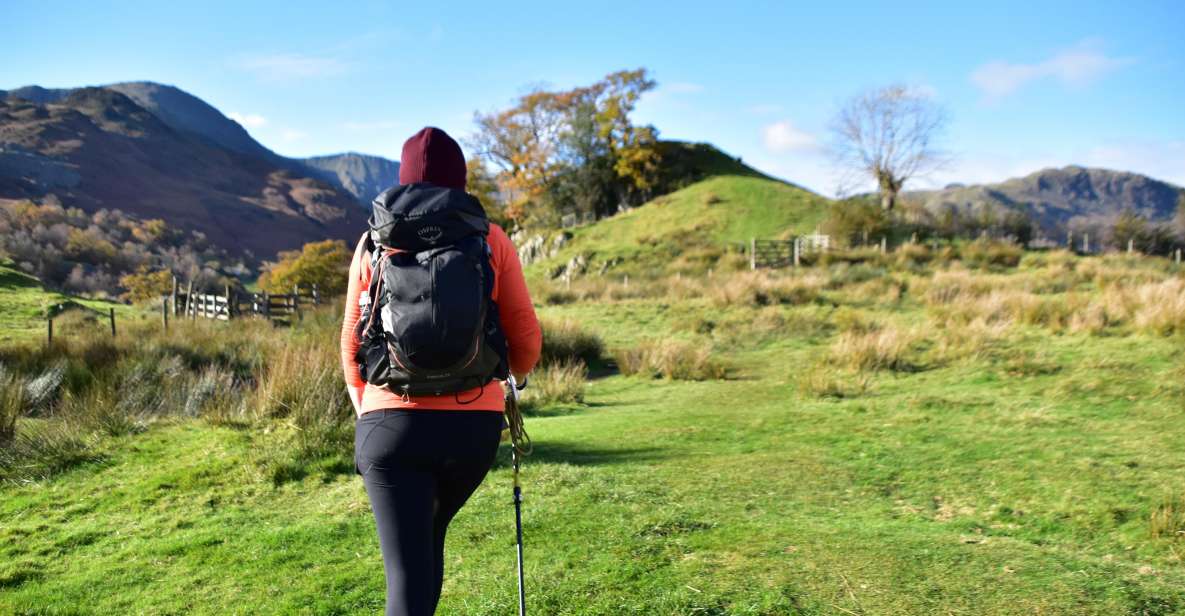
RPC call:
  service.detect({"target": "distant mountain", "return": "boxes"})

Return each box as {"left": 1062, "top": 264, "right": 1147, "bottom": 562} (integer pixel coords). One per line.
{"left": 2, "top": 82, "right": 277, "bottom": 161}
{"left": 301, "top": 152, "right": 399, "bottom": 205}
{"left": 0, "top": 81, "right": 401, "bottom": 207}
{"left": 907, "top": 166, "right": 1184, "bottom": 235}
{"left": 0, "top": 86, "right": 365, "bottom": 261}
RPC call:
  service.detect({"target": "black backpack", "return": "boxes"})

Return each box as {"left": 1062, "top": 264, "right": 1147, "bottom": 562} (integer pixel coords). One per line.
{"left": 355, "top": 183, "right": 509, "bottom": 398}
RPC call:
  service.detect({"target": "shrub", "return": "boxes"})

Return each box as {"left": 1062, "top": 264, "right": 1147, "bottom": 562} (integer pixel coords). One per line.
{"left": 540, "top": 318, "right": 604, "bottom": 366}
{"left": 258, "top": 239, "right": 352, "bottom": 296}
{"left": 616, "top": 339, "right": 728, "bottom": 380}
{"left": 119, "top": 266, "right": 174, "bottom": 303}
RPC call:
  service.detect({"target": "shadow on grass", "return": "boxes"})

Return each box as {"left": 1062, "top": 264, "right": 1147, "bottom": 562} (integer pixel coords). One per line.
{"left": 493, "top": 439, "right": 669, "bottom": 470}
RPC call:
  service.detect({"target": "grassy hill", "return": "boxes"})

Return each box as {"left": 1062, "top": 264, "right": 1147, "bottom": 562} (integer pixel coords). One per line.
{"left": 0, "top": 260, "right": 134, "bottom": 343}
{"left": 528, "top": 174, "right": 830, "bottom": 279}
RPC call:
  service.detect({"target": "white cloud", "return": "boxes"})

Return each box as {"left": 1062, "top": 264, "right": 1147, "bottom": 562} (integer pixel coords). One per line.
{"left": 761, "top": 120, "right": 819, "bottom": 153}
{"left": 971, "top": 40, "right": 1131, "bottom": 100}
{"left": 227, "top": 111, "right": 267, "bottom": 129}
{"left": 234, "top": 53, "right": 348, "bottom": 80}
{"left": 280, "top": 129, "right": 307, "bottom": 142}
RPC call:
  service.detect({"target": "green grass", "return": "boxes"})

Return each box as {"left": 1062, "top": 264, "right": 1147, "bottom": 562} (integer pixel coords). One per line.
{"left": 0, "top": 260, "right": 138, "bottom": 343}
{"left": 2, "top": 252, "right": 1184, "bottom": 614}
{"left": 530, "top": 175, "right": 830, "bottom": 280}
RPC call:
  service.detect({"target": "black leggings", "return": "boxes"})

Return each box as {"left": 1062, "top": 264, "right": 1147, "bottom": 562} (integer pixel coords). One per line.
{"left": 355, "top": 409, "right": 503, "bottom": 616}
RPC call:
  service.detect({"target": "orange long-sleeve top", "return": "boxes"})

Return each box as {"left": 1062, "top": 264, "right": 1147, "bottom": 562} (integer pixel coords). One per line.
{"left": 339, "top": 224, "right": 542, "bottom": 415}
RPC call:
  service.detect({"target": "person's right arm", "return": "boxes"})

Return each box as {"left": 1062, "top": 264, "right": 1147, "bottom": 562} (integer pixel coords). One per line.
{"left": 488, "top": 224, "right": 542, "bottom": 382}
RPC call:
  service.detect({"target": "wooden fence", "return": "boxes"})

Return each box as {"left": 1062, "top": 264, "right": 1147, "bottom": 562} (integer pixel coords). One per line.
{"left": 742, "top": 231, "right": 1185, "bottom": 270}
{"left": 743, "top": 234, "right": 833, "bottom": 269}
{"left": 168, "top": 278, "right": 320, "bottom": 324}
{"left": 45, "top": 303, "right": 117, "bottom": 344}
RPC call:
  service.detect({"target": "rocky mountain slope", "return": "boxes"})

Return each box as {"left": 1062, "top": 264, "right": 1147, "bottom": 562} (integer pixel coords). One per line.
{"left": 302, "top": 152, "right": 399, "bottom": 205}
{"left": 907, "top": 166, "right": 1183, "bottom": 234}
{"left": 0, "top": 81, "right": 400, "bottom": 207}
{"left": 0, "top": 86, "right": 365, "bottom": 261}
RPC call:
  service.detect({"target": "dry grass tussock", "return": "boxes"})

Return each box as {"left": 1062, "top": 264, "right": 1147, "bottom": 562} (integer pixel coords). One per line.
{"left": 922, "top": 264, "right": 1184, "bottom": 337}
{"left": 1150, "top": 492, "right": 1185, "bottom": 542}
{"left": 706, "top": 271, "right": 825, "bottom": 308}
{"left": 798, "top": 362, "right": 874, "bottom": 399}
{"left": 520, "top": 359, "right": 587, "bottom": 411}
{"left": 539, "top": 317, "right": 604, "bottom": 365}
{"left": 1130, "top": 278, "right": 1185, "bottom": 336}
{"left": 828, "top": 324, "right": 920, "bottom": 372}
{"left": 616, "top": 338, "right": 729, "bottom": 380}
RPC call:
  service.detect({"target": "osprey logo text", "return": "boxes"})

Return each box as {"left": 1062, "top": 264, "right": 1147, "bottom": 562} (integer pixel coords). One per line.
{"left": 417, "top": 225, "right": 444, "bottom": 243}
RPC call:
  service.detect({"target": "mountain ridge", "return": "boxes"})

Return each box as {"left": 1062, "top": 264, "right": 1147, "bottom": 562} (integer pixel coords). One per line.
{"left": 1, "top": 81, "right": 401, "bottom": 206}
{"left": 0, "top": 85, "right": 365, "bottom": 261}
{"left": 906, "top": 165, "right": 1183, "bottom": 235}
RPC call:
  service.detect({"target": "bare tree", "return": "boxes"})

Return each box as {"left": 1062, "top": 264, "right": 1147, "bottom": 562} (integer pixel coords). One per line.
{"left": 830, "top": 84, "right": 948, "bottom": 211}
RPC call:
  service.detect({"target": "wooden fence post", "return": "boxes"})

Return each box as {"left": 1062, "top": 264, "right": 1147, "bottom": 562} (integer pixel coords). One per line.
{"left": 1083, "top": 233, "right": 1090, "bottom": 254}
{"left": 262, "top": 292, "right": 270, "bottom": 319}
{"left": 109, "top": 308, "right": 116, "bottom": 338}
{"left": 47, "top": 316, "right": 53, "bottom": 345}
{"left": 749, "top": 238, "right": 757, "bottom": 270}
{"left": 1128, "top": 238, "right": 1134, "bottom": 255}
{"left": 185, "top": 279, "right": 195, "bottom": 320}
{"left": 161, "top": 297, "right": 169, "bottom": 331}
{"left": 880, "top": 237, "right": 887, "bottom": 254}
{"left": 1067, "top": 230, "right": 1073, "bottom": 250}
{"left": 1176, "top": 248, "right": 1182, "bottom": 265}
{"left": 171, "top": 276, "right": 179, "bottom": 317}
{"left": 793, "top": 238, "right": 801, "bottom": 267}
{"left": 312, "top": 283, "right": 320, "bottom": 306}
{"left": 224, "top": 285, "right": 232, "bottom": 320}
{"left": 293, "top": 285, "right": 302, "bottom": 321}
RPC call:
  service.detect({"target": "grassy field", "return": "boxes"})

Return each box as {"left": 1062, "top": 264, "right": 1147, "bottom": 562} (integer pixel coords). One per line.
{"left": 2, "top": 243, "right": 1184, "bottom": 614}
{"left": 0, "top": 260, "right": 140, "bottom": 344}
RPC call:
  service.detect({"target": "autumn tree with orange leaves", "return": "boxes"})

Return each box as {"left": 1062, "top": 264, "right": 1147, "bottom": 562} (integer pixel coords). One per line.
{"left": 469, "top": 69, "right": 661, "bottom": 227}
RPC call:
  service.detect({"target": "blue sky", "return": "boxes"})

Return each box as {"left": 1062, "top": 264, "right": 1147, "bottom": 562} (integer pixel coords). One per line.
{"left": 4, "top": 0, "right": 1184, "bottom": 194}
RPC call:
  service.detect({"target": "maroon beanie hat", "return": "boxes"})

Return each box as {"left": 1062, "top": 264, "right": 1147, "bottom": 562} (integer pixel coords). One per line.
{"left": 398, "top": 126, "right": 467, "bottom": 189}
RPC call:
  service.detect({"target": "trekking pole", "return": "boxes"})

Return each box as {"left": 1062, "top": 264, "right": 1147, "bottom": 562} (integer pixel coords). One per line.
{"left": 505, "top": 375, "right": 530, "bottom": 616}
